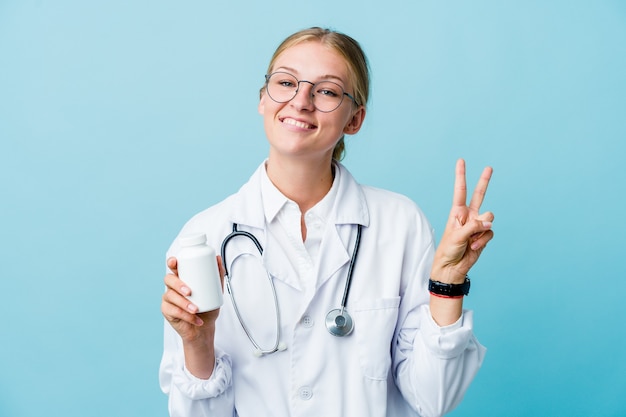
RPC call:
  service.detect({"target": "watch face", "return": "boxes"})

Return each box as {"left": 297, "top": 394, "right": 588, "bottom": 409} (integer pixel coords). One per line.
{"left": 462, "top": 277, "right": 470, "bottom": 295}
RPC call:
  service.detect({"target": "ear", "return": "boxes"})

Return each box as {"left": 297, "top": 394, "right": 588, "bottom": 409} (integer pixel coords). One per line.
{"left": 343, "top": 106, "right": 366, "bottom": 135}
{"left": 258, "top": 93, "right": 266, "bottom": 115}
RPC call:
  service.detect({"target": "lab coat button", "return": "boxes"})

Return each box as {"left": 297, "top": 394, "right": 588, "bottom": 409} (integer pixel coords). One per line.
{"left": 301, "top": 315, "right": 314, "bottom": 328}
{"left": 298, "top": 386, "right": 313, "bottom": 400}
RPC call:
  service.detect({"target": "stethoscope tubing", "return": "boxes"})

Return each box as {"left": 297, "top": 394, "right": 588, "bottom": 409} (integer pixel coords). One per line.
{"left": 339, "top": 223, "right": 362, "bottom": 313}
{"left": 220, "top": 222, "right": 363, "bottom": 355}
{"left": 221, "top": 225, "right": 283, "bottom": 356}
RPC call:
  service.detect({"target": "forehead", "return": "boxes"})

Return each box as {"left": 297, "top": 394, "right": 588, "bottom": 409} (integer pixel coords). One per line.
{"left": 272, "top": 41, "right": 351, "bottom": 85}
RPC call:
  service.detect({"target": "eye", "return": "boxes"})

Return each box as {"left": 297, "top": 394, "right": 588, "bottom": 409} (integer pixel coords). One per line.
{"left": 315, "top": 81, "right": 343, "bottom": 98}
{"left": 278, "top": 80, "right": 296, "bottom": 88}
{"left": 317, "top": 88, "right": 339, "bottom": 97}
{"left": 268, "top": 72, "right": 298, "bottom": 90}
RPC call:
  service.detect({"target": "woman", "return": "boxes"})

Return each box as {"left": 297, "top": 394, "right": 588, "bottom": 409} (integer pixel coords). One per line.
{"left": 160, "top": 27, "right": 494, "bottom": 417}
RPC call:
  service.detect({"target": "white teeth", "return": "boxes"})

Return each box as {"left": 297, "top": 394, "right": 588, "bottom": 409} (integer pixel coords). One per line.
{"left": 283, "top": 118, "right": 313, "bottom": 129}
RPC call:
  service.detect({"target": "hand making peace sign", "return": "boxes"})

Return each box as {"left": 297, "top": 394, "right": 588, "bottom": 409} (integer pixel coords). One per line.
{"left": 430, "top": 159, "right": 495, "bottom": 285}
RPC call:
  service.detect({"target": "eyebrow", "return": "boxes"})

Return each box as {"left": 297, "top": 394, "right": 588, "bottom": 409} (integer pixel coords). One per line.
{"left": 274, "top": 66, "right": 347, "bottom": 86}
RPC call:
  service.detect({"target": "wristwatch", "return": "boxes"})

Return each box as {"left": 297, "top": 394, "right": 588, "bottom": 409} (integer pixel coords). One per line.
{"left": 428, "top": 276, "right": 471, "bottom": 298}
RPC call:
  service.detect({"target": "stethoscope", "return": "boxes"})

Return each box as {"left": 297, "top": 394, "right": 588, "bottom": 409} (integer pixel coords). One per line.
{"left": 220, "top": 223, "right": 362, "bottom": 356}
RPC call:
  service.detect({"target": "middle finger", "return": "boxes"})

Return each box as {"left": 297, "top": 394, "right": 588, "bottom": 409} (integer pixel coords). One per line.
{"left": 468, "top": 166, "right": 493, "bottom": 214}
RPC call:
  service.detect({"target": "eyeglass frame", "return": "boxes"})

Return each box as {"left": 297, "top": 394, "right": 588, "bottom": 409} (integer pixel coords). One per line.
{"left": 264, "top": 71, "right": 359, "bottom": 113}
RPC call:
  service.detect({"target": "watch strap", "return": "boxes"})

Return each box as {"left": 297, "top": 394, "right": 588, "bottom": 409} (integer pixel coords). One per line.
{"left": 428, "top": 276, "right": 470, "bottom": 298}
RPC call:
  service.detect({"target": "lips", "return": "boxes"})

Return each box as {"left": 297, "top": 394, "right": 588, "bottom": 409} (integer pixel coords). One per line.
{"left": 280, "top": 117, "right": 316, "bottom": 130}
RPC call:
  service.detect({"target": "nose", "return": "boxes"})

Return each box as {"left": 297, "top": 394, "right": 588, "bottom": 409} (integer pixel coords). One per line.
{"left": 290, "top": 80, "right": 315, "bottom": 111}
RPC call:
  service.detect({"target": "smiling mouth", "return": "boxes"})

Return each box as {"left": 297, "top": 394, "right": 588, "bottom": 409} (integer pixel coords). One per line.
{"left": 281, "top": 117, "right": 316, "bottom": 130}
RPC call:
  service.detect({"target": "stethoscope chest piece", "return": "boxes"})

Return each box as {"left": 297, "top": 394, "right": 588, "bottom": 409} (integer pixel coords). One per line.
{"left": 325, "top": 308, "right": 354, "bottom": 337}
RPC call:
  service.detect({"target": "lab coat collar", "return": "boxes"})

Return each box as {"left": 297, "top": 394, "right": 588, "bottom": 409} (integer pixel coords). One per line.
{"left": 226, "top": 161, "right": 370, "bottom": 293}
{"left": 228, "top": 161, "right": 370, "bottom": 229}
{"left": 328, "top": 161, "right": 370, "bottom": 227}
{"left": 227, "top": 164, "right": 267, "bottom": 230}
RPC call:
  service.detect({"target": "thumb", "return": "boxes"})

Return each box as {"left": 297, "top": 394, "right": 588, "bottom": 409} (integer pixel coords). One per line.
{"left": 468, "top": 218, "right": 492, "bottom": 236}
{"left": 216, "top": 255, "right": 225, "bottom": 291}
{"left": 167, "top": 257, "right": 178, "bottom": 276}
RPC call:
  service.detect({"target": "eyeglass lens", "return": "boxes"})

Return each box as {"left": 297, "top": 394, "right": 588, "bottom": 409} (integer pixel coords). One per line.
{"left": 266, "top": 72, "right": 347, "bottom": 113}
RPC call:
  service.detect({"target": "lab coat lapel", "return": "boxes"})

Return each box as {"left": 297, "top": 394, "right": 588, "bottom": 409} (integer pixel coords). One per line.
{"left": 227, "top": 163, "right": 302, "bottom": 291}
{"left": 263, "top": 229, "right": 303, "bottom": 291}
{"left": 316, "top": 224, "right": 350, "bottom": 290}
{"left": 316, "top": 163, "right": 370, "bottom": 290}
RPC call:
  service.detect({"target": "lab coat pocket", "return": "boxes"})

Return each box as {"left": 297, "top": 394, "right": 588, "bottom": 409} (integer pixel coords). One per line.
{"left": 352, "top": 296, "right": 401, "bottom": 381}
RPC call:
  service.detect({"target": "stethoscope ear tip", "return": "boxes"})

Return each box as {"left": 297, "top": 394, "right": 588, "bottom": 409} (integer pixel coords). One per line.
{"left": 253, "top": 349, "right": 264, "bottom": 357}
{"left": 278, "top": 342, "right": 287, "bottom": 351}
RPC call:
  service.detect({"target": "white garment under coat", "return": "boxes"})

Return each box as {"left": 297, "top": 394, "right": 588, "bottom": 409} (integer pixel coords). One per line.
{"left": 159, "top": 162, "right": 486, "bottom": 417}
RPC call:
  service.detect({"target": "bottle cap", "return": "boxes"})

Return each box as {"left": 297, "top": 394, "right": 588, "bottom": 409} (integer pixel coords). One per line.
{"left": 179, "top": 233, "right": 207, "bottom": 247}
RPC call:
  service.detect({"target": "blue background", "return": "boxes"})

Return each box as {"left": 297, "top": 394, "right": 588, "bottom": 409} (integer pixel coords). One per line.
{"left": 2, "top": 1, "right": 625, "bottom": 416}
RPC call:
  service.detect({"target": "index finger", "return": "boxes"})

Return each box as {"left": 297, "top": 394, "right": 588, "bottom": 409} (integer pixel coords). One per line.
{"left": 452, "top": 158, "right": 468, "bottom": 207}
{"left": 468, "top": 165, "right": 493, "bottom": 213}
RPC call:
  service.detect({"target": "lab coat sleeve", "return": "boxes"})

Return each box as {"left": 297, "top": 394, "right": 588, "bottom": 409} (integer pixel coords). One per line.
{"left": 389, "top": 208, "right": 486, "bottom": 417}
{"left": 159, "top": 320, "right": 236, "bottom": 417}
{"left": 394, "top": 305, "right": 486, "bottom": 417}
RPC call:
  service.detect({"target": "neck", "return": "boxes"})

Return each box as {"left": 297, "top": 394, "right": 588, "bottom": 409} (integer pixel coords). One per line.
{"left": 265, "top": 155, "right": 335, "bottom": 214}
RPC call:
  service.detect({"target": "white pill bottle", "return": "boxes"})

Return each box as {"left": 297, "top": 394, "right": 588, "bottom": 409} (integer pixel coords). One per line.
{"left": 176, "top": 233, "right": 223, "bottom": 313}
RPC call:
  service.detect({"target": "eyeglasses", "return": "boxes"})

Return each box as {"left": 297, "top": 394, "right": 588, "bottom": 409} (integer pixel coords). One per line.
{"left": 264, "top": 71, "right": 358, "bottom": 113}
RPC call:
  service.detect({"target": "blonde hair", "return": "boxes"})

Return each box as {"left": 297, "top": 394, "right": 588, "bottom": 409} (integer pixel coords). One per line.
{"left": 262, "top": 27, "right": 370, "bottom": 161}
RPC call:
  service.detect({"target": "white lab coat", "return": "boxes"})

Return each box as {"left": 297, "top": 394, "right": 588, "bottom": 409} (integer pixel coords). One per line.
{"left": 160, "top": 162, "right": 486, "bottom": 417}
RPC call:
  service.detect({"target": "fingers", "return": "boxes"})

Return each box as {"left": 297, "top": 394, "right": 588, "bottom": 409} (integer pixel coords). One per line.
{"left": 460, "top": 218, "right": 494, "bottom": 250}
{"left": 167, "top": 257, "right": 178, "bottom": 276}
{"left": 162, "top": 272, "right": 203, "bottom": 326}
{"left": 162, "top": 294, "right": 203, "bottom": 327}
{"left": 164, "top": 256, "right": 201, "bottom": 321}
{"left": 216, "top": 255, "right": 226, "bottom": 291}
{"left": 476, "top": 211, "right": 495, "bottom": 223}
{"left": 468, "top": 166, "right": 493, "bottom": 213}
{"left": 450, "top": 158, "right": 493, "bottom": 215}
{"left": 470, "top": 229, "right": 494, "bottom": 251}
{"left": 452, "top": 158, "right": 468, "bottom": 208}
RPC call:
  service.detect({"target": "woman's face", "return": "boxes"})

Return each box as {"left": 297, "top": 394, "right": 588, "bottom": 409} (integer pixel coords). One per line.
{"left": 258, "top": 41, "right": 365, "bottom": 163}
